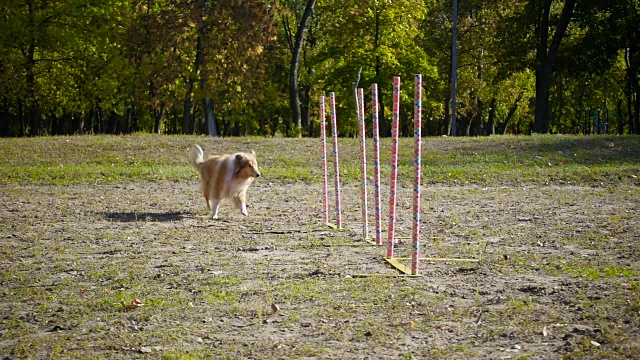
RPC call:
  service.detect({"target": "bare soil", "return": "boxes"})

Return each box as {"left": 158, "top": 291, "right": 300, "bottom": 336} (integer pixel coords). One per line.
{"left": 1, "top": 176, "right": 639, "bottom": 359}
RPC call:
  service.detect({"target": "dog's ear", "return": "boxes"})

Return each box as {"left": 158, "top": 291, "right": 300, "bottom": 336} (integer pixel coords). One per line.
{"left": 235, "top": 154, "right": 244, "bottom": 161}
{"left": 251, "top": 150, "right": 256, "bottom": 156}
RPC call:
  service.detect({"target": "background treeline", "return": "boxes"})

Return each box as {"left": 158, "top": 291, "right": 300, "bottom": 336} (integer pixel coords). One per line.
{"left": 0, "top": 0, "right": 639, "bottom": 137}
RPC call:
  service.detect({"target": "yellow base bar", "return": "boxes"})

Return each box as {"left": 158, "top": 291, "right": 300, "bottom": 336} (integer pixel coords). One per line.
{"left": 385, "top": 258, "right": 422, "bottom": 277}
{"left": 363, "top": 238, "right": 385, "bottom": 246}
{"left": 395, "top": 257, "right": 479, "bottom": 262}
{"left": 351, "top": 256, "right": 479, "bottom": 278}
{"left": 325, "top": 222, "right": 338, "bottom": 229}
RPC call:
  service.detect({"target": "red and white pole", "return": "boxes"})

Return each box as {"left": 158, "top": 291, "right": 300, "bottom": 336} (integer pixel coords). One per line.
{"left": 358, "top": 88, "right": 369, "bottom": 240}
{"left": 320, "top": 96, "right": 329, "bottom": 225}
{"left": 412, "top": 74, "right": 422, "bottom": 275}
{"left": 387, "top": 77, "right": 401, "bottom": 258}
{"left": 371, "top": 84, "right": 382, "bottom": 245}
{"left": 330, "top": 92, "right": 342, "bottom": 229}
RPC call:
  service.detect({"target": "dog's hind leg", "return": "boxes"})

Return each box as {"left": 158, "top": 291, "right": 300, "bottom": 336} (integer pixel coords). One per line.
{"left": 210, "top": 199, "right": 221, "bottom": 219}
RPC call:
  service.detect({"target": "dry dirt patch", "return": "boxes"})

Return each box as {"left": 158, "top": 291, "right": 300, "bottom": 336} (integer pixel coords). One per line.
{"left": 1, "top": 180, "right": 639, "bottom": 359}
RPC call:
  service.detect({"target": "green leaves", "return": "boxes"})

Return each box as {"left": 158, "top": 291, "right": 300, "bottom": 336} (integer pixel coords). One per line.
{"left": 0, "top": 0, "right": 637, "bottom": 136}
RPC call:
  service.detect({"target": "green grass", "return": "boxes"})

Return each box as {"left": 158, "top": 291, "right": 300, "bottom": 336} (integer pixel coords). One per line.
{"left": 0, "top": 134, "right": 638, "bottom": 185}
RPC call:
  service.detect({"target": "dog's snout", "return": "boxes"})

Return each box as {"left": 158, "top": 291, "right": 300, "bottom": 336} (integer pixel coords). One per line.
{"left": 256, "top": 172, "right": 261, "bottom": 178}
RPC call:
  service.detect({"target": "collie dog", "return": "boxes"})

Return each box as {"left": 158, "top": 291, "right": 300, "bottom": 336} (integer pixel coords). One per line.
{"left": 189, "top": 144, "right": 260, "bottom": 219}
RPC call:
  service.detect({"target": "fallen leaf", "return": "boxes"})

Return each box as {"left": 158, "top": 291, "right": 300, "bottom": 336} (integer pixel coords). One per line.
{"left": 270, "top": 303, "right": 280, "bottom": 314}
{"left": 590, "top": 340, "right": 601, "bottom": 347}
{"left": 262, "top": 303, "right": 280, "bottom": 316}
{"left": 393, "top": 321, "right": 416, "bottom": 329}
{"left": 123, "top": 299, "right": 144, "bottom": 312}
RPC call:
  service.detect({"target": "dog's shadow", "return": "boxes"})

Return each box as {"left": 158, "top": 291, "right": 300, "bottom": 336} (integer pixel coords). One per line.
{"left": 102, "top": 211, "right": 187, "bottom": 222}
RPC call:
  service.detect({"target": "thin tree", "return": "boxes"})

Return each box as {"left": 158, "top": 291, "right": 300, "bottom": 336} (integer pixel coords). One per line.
{"left": 285, "top": 0, "right": 316, "bottom": 137}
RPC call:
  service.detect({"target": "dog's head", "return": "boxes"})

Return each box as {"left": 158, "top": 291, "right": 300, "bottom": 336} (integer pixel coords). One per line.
{"left": 235, "top": 151, "right": 260, "bottom": 179}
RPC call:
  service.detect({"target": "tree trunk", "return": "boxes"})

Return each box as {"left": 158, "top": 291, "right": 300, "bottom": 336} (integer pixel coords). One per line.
{"left": 627, "top": 80, "right": 634, "bottom": 134}
{"left": 302, "top": 24, "right": 316, "bottom": 137}
{"left": 25, "top": 1, "right": 40, "bottom": 136}
{"left": 0, "top": 98, "right": 9, "bottom": 136}
{"left": 464, "top": 110, "right": 472, "bottom": 136}
{"left": 287, "top": 0, "right": 316, "bottom": 137}
{"left": 203, "top": 97, "right": 217, "bottom": 137}
{"left": 533, "top": 0, "right": 576, "bottom": 134}
{"left": 444, "top": 94, "right": 451, "bottom": 136}
{"left": 198, "top": 7, "right": 216, "bottom": 138}
{"left": 501, "top": 93, "right": 523, "bottom": 135}
{"left": 89, "top": 107, "right": 95, "bottom": 134}
{"left": 373, "top": 6, "right": 388, "bottom": 137}
{"left": 96, "top": 105, "right": 103, "bottom": 134}
{"left": 634, "top": 80, "right": 640, "bottom": 134}
{"left": 450, "top": 0, "right": 459, "bottom": 136}
{"left": 150, "top": 80, "right": 165, "bottom": 134}
{"left": 616, "top": 99, "right": 624, "bottom": 135}
{"left": 487, "top": 97, "right": 497, "bottom": 135}
{"left": 111, "top": 112, "right": 119, "bottom": 134}
{"left": 576, "top": 88, "right": 585, "bottom": 134}
{"left": 77, "top": 111, "right": 85, "bottom": 135}
{"left": 126, "top": 99, "right": 137, "bottom": 134}
{"left": 473, "top": 98, "right": 484, "bottom": 136}
{"left": 184, "top": 0, "right": 207, "bottom": 135}
{"left": 301, "top": 85, "right": 311, "bottom": 137}
{"left": 50, "top": 114, "right": 59, "bottom": 135}
{"left": 18, "top": 99, "right": 25, "bottom": 137}
{"left": 154, "top": 103, "right": 165, "bottom": 135}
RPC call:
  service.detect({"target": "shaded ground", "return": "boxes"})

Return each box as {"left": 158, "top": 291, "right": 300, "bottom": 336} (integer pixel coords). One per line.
{"left": 1, "top": 178, "right": 639, "bottom": 359}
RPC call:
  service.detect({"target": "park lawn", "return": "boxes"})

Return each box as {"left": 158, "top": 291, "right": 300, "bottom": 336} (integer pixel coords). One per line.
{"left": 0, "top": 134, "right": 638, "bottom": 359}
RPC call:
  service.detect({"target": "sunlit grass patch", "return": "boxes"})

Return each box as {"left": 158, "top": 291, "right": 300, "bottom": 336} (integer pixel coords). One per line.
{"left": 543, "top": 258, "right": 639, "bottom": 280}
{"left": 1, "top": 134, "right": 638, "bottom": 185}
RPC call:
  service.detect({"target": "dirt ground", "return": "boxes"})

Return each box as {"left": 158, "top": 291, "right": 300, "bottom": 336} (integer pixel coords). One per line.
{"left": 1, "top": 178, "right": 639, "bottom": 359}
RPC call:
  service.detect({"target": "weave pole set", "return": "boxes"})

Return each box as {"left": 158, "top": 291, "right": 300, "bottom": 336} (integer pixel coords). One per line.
{"left": 320, "top": 75, "right": 426, "bottom": 276}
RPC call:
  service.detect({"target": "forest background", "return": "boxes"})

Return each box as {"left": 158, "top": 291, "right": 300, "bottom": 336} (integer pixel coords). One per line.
{"left": 1, "top": 0, "right": 639, "bottom": 138}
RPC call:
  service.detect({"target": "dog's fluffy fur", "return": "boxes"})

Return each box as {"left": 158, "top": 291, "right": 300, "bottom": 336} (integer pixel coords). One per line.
{"left": 189, "top": 144, "right": 260, "bottom": 219}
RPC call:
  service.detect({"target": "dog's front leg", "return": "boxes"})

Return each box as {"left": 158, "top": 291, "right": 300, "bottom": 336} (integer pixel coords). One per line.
{"left": 234, "top": 192, "right": 248, "bottom": 216}
{"left": 210, "top": 199, "right": 220, "bottom": 219}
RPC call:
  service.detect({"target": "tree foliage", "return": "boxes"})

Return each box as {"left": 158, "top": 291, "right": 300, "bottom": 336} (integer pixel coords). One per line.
{"left": 0, "top": 0, "right": 638, "bottom": 136}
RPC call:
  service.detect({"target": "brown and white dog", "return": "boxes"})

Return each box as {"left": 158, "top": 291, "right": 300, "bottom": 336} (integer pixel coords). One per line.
{"left": 189, "top": 144, "right": 260, "bottom": 219}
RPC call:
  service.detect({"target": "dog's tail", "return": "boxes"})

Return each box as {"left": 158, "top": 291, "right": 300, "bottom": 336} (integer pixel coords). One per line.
{"left": 189, "top": 144, "right": 205, "bottom": 169}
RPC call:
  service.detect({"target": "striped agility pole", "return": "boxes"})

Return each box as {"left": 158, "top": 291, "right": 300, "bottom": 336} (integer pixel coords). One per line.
{"left": 371, "top": 84, "right": 382, "bottom": 245}
{"left": 412, "top": 74, "right": 422, "bottom": 275}
{"left": 387, "top": 76, "right": 401, "bottom": 258}
{"left": 330, "top": 92, "right": 342, "bottom": 229}
{"left": 320, "top": 96, "right": 329, "bottom": 225}
{"left": 358, "top": 88, "right": 369, "bottom": 240}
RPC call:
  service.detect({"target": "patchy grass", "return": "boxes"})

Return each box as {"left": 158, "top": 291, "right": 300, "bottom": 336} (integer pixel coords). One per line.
{"left": 0, "top": 134, "right": 639, "bottom": 359}
{"left": 0, "top": 134, "right": 638, "bottom": 186}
